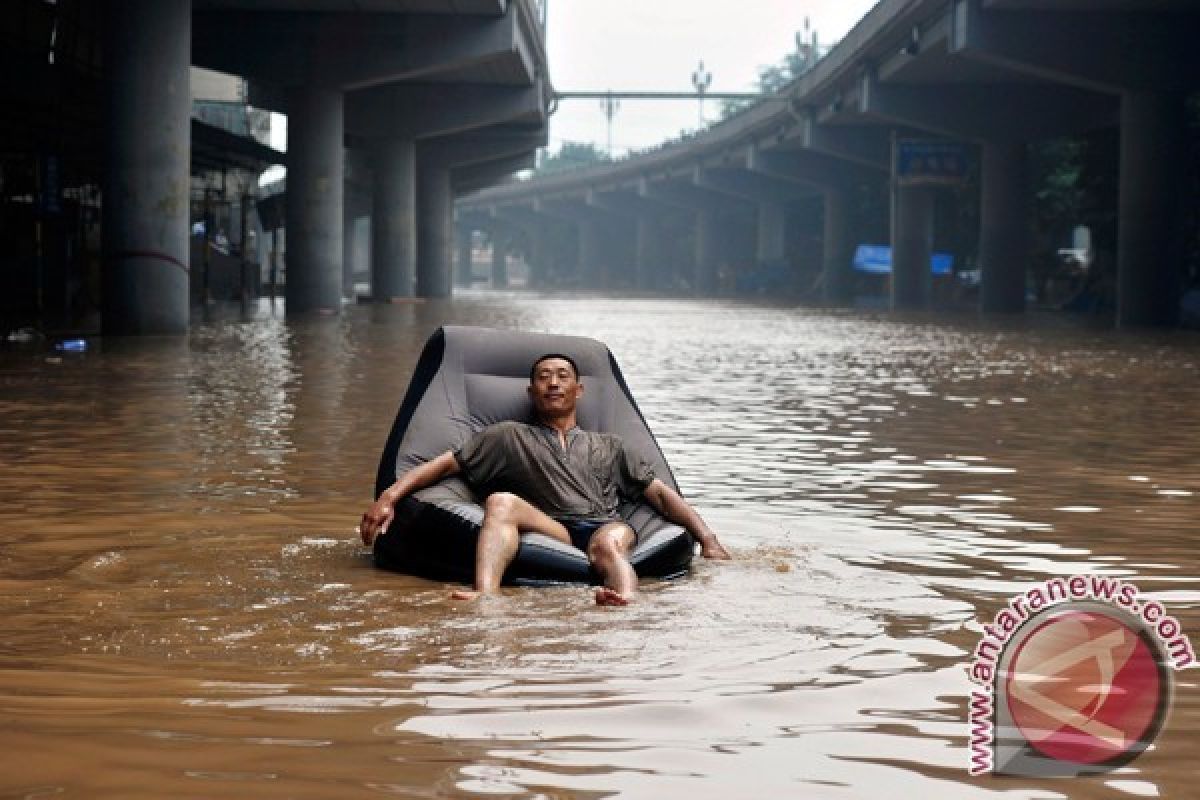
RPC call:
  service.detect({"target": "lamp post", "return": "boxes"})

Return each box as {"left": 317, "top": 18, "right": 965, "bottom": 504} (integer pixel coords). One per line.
{"left": 598, "top": 91, "right": 620, "bottom": 155}
{"left": 691, "top": 59, "right": 712, "bottom": 127}
{"left": 796, "top": 17, "right": 818, "bottom": 72}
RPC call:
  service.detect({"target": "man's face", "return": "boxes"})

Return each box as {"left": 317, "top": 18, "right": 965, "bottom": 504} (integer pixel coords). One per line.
{"left": 528, "top": 358, "right": 582, "bottom": 417}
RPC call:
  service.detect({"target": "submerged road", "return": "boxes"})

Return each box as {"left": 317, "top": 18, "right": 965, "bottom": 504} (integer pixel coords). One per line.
{"left": 1, "top": 293, "right": 1198, "bottom": 797}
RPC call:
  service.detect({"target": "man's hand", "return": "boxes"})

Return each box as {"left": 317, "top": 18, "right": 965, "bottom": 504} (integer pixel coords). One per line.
{"left": 359, "top": 490, "right": 397, "bottom": 547}
{"left": 642, "top": 478, "right": 732, "bottom": 560}
{"left": 358, "top": 452, "right": 462, "bottom": 548}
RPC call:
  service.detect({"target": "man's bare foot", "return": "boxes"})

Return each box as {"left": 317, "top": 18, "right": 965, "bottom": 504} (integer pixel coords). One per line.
{"left": 701, "top": 541, "right": 732, "bottom": 560}
{"left": 595, "top": 587, "right": 632, "bottom": 606}
{"left": 450, "top": 588, "right": 481, "bottom": 601}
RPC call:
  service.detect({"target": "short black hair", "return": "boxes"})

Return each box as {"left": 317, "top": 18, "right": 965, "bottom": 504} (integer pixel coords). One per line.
{"left": 530, "top": 353, "right": 580, "bottom": 382}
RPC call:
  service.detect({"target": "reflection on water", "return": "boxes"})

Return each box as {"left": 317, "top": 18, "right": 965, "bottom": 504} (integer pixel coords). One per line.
{"left": 1, "top": 292, "right": 1197, "bottom": 798}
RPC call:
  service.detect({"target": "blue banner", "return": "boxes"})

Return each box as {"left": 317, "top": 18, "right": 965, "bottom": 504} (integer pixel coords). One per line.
{"left": 853, "top": 244, "right": 953, "bottom": 275}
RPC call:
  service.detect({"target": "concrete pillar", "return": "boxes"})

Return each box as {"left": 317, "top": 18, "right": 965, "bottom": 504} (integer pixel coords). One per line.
{"left": 695, "top": 209, "right": 720, "bottom": 296}
{"left": 822, "top": 188, "right": 854, "bottom": 305}
{"left": 577, "top": 217, "right": 605, "bottom": 289}
{"left": 1117, "top": 90, "right": 1184, "bottom": 327}
{"left": 756, "top": 202, "right": 787, "bottom": 263}
{"left": 370, "top": 138, "right": 416, "bottom": 301}
{"left": 527, "top": 223, "right": 549, "bottom": 288}
{"left": 455, "top": 226, "right": 473, "bottom": 288}
{"left": 342, "top": 193, "right": 358, "bottom": 299}
{"left": 635, "top": 217, "right": 658, "bottom": 291}
{"left": 491, "top": 234, "right": 508, "bottom": 288}
{"left": 979, "top": 142, "right": 1028, "bottom": 313}
{"left": 416, "top": 161, "right": 452, "bottom": 297}
{"left": 285, "top": 86, "right": 344, "bottom": 314}
{"left": 891, "top": 185, "right": 933, "bottom": 310}
{"left": 102, "top": 0, "right": 191, "bottom": 334}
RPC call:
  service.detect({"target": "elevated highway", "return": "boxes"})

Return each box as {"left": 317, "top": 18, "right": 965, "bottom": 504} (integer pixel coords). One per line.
{"left": 110, "top": 0, "right": 550, "bottom": 332}
{"left": 458, "top": 0, "right": 1199, "bottom": 326}
{"left": 0, "top": 0, "right": 551, "bottom": 334}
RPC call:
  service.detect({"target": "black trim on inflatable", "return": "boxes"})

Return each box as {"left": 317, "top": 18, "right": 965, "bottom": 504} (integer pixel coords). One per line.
{"left": 607, "top": 350, "right": 681, "bottom": 494}
{"left": 371, "top": 326, "right": 696, "bottom": 586}
{"left": 374, "top": 329, "right": 446, "bottom": 499}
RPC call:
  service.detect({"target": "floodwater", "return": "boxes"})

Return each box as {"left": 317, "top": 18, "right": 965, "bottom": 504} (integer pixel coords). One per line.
{"left": 1, "top": 292, "right": 1198, "bottom": 799}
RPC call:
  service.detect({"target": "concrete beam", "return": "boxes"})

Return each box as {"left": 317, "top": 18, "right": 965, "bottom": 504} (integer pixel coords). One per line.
{"left": 797, "top": 111, "right": 891, "bottom": 170}
{"left": 748, "top": 146, "right": 879, "bottom": 191}
{"left": 456, "top": 208, "right": 494, "bottom": 231}
{"left": 347, "top": 82, "right": 546, "bottom": 140}
{"left": 638, "top": 177, "right": 746, "bottom": 213}
{"left": 345, "top": 12, "right": 528, "bottom": 90}
{"left": 531, "top": 196, "right": 607, "bottom": 224}
{"left": 695, "top": 166, "right": 803, "bottom": 206}
{"left": 195, "top": 10, "right": 527, "bottom": 96}
{"left": 858, "top": 70, "right": 1116, "bottom": 142}
{"left": 422, "top": 129, "right": 547, "bottom": 171}
{"left": 949, "top": 0, "right": 1192, "bottom": 94}
{"left": 491, "top": 204, "right": 542, "bottom": 231}
{"left": 875, "top": 12, "right": 952, "bottom": 85}
{"left": 453, "top": 152, "right": 536, "bottom": 194}
{"left": 588, "top": 187, "right": 675, "bottom": 219}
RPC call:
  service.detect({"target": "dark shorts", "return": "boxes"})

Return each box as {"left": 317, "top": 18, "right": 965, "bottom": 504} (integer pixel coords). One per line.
{"left": 557, "top": 517, "right": 635, "bottom": 552}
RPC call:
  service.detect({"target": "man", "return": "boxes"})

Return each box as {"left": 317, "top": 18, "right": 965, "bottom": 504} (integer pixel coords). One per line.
{"left": 360, "top": 353, "right": 731, "bottom": 605}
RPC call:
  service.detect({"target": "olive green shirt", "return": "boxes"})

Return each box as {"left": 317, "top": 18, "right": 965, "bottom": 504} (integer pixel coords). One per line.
{"left": 452, "top": 420, "right": 656, "bottom": 520}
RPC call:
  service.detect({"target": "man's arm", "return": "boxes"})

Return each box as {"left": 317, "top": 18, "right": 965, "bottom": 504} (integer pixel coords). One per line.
{"left": 360, "top": 451, "right": 461, "bottom": 545}
{"left": 642, "top": 478, "right": 731, "bottom": 560}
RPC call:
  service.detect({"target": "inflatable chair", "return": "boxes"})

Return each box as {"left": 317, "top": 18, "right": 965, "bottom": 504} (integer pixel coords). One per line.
{"left": 372, "top": 326, "right": 694, "bottom": 585}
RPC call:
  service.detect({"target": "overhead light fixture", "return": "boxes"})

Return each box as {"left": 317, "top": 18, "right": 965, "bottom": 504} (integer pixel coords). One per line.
{"left": 903, "top": 25, "right": 921, "bottom": 56}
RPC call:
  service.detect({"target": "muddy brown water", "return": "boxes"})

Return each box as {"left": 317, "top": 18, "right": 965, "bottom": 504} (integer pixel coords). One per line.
{"left": 1, "top": 292, "right": 1197, "bottom": 798}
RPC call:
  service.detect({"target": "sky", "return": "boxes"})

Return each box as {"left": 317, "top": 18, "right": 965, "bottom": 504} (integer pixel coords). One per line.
{"left": 544, "top": 0, "right": 880, "bottom": 156}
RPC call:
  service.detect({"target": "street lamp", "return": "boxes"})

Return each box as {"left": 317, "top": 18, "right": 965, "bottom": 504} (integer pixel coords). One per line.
{"left": 796, "top": 17, "right": 818, "bottom": 72}
{"left": 691, "top": 59, "right": 712, "bottom": 127}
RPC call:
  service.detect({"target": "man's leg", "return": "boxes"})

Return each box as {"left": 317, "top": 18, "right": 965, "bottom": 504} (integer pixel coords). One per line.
{"left": 451, "top": 491, "right": 570, "bottom": 600}
{"left": 587, "top": 522, "right": 638, "bottom": 606}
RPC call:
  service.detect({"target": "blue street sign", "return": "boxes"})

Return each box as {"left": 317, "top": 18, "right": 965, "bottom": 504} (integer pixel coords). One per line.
{"left": 896, "top": 140, "right": 969, "bottom": 187}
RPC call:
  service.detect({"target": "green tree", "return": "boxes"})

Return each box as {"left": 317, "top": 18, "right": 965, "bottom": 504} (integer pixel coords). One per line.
{"left": 720, "top": 51, "right": 809, "bottom": 119}
{"left": 536, "top": 141, "right": 611, "bottom": 175}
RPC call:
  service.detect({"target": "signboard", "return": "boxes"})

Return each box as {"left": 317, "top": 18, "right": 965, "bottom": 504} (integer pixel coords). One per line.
{"left": 895, "top": 140, "right": 969, "bottom": 187}
{"left": 853, "top": 244, "right": 953, "bottom": 275}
